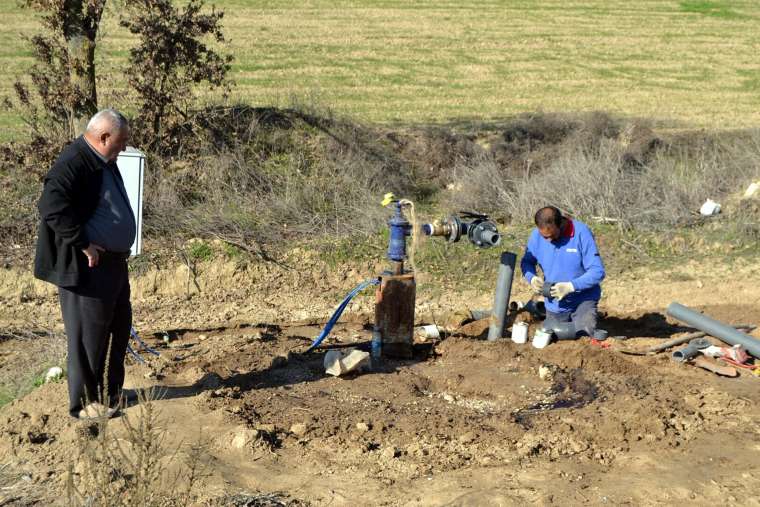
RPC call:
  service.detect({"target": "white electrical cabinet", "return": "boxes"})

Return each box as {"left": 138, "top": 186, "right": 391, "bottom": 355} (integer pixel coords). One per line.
{"left": 116, "top": 147, "right": 145, "bottom": 256}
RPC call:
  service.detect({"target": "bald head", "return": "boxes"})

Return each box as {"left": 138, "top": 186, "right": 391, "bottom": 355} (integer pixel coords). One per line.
{"left": 83, "top": 109, "right": 130, "bottom": 162}
{"left": 535, "top": 206, "right": 565, "bottom": 242}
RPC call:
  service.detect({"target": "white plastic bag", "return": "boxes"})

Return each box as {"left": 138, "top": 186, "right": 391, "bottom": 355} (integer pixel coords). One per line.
{"left": 699, "top": 199, "right": 721, "bottom": 216}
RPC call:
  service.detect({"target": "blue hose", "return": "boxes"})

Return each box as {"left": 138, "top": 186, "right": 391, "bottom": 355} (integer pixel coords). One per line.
{"left": 130, "top": 326, "right": 160, "bottom": 356}
{"left": 126, "top": 326, "right": 161, "bottom": 364}
{"left": 306, "top": 278, "right": 380, "bottom": 353}
{"left": 126, "top": 344, "right": 146, "bottom": 363}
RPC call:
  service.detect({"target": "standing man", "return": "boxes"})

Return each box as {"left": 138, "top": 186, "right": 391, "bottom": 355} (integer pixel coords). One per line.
{"left": 520, "top": 206, "right": 605, "bottom": 340}
{"left": 34, "top": 109, "right": 135, "bottom": 419}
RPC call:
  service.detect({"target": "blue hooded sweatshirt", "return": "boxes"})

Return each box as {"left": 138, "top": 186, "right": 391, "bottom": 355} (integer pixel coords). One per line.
{"left": 520, "top": 218, "right": 605, "bottom": 314}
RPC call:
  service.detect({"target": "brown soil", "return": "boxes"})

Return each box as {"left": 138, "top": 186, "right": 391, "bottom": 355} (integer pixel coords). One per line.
{"left": 1, "top": 255, "right": 760, "bottom": 505}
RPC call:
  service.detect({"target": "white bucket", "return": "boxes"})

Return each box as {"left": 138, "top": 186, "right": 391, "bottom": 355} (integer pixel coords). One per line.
{"left": 511, "top": 322, "right": 528, "bottom": 344}
{"left": 532, "top": 328, "right": 552, "bottom": 349}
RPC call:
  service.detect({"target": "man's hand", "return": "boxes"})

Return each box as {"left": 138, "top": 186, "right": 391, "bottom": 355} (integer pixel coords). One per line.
{"left": 529, "top": 275, "right": 544, "bottom": 295}
{"left": 82, "top": 243, "right": 105, "bottom": 267}
{"left": 550, "top": 282, "right": 575, "bottom": 301}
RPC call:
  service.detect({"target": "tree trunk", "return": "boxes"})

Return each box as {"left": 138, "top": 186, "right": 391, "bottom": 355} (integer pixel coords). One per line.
{"left": 62, "top": 0, "right": 105, "bottom": 136}
{"left": 67, "top": 33, "right": 98, "bottom": 136}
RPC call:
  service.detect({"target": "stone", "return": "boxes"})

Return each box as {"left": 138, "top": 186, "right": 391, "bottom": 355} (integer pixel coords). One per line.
{"left": 230, "top": 427, "right": 260, "bottom": 449}
{"left": 30, "top": 413, "right": 48, "bottom": 427}
{"left": 256, "top": 423, "right": 277, "bottom": 434}
{"left": 382, "top": 446, "right": 400, "bottom": 460}
{"left": 324, "top": 350, "right": 345, "bottom": 376}
{"left": 538, "top": 365, "right": 553, "bottom": 381}
{"left": 44, "top": 367, "right": 63, "bottom": 383}
{"left": 406, "top": 442, "right": 428, "bottom": 457}
{"left": 516, "top": 435, "right": 542, "bottom": 457}
{"left": 356, "top": 422, "right": 371, "bottom": 433}
{"left": 458, "top": 432, "right": 476, "bottom": 444}
{"left": 324, "top": 348, "right": 370, "bottom": 377}
{"left": 341, "top": 349, "right": 370, "bottom": 372}
{"left": 290, "top": 423, "right": 308, "bottom": 437}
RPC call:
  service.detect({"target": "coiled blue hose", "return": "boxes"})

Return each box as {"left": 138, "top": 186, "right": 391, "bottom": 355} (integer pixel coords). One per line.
{"left": 306, "top": 278, "right": 380, "bottom": 353}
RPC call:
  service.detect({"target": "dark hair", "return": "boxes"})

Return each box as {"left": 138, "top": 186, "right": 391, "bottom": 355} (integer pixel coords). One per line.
{"left": 534, "top": 206, "right": 563, "bottom": 228}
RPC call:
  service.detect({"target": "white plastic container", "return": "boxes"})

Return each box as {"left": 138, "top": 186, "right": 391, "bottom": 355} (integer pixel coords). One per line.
{"left": 416, "top": 324, "right": 440, "bottom": 340}
{"left": 116, "top": 147, "right": 146, "bottom": 256}
{"left": 532, "top": 328, "right": 552, "bottom": 349}
{"left": 511, "top": 322, "right": 528, "bottom": 344}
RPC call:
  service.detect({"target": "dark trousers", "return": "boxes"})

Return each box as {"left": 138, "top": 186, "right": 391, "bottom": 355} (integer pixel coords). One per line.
{"left": 59, "top": 255, "right": 131, "bottom": 417}
{"left": 544, "top": 299, "right": 598, "bottom": 338}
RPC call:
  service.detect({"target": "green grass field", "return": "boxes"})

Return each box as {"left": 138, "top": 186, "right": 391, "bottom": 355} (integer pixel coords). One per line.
{"left": 1, "top": 0, "right": 760, "bottom": 141}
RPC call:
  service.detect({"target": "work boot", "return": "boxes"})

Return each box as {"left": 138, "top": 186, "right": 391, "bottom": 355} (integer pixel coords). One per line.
{"left": 78, "top": 402, "right": 118, "bottom": 420}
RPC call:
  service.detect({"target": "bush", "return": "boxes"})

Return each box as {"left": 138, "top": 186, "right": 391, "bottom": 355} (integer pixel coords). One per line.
{"left": 3, "top": 107, "right": 760, "bottom": 259}
{"left": 447, "top": 114, "right": 760, "bottom": 232}
{"left": 143, "top": 105, "right": 425, "bottom": 248}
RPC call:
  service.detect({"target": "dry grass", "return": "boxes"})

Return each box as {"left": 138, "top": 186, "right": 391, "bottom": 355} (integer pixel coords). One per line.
{"left": 446, "top": 113, "right": 760, "bottom": 233}
{"left": 142, "top": 104, "right": 421, "bottom": 247}
{"left": 3, "top": 1, "right": 760, "bottom": 141}
{"left": 0, "top": 328, "right": 66, "bottom": 409}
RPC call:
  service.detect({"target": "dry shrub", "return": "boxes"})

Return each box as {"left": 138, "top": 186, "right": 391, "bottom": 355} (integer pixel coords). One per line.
{"left": 143, "top": 105, "right": 422, "bottom": 247}
{"left": 391, "top": 127, "right": 484, "bottom": 187}
{"left": 67, "top": 388, "right": 208, "bottom": 506}
{"left": 723, "top": 187, "right": 760, "bottom": 240}
{"left": 4, "top": 105, "right": 760, "bottom": 257}
{"left": 447, "top": 116, "right": 760, "bottom": 232}
{"left": 0, "top": 138, "right": 67, "bottom": 249}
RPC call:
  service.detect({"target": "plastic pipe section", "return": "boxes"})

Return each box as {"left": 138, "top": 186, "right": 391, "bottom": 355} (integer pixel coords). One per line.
{"left": 672, "top": 337, "right": 712, "bottom": 363}
{"left": 550, "top": 321, "right": 577, "bottom": 340}
{"left": 509, "top": 300, "right": 547, "bottom": 319}
{"left": 488, "top": 252, "right": 517, "bottom": 341}
{"left": 666, "top": 302, "right": 760, "bottom": 359}
{"left": 545, "top": 321, "right": 607, "bottom": 340}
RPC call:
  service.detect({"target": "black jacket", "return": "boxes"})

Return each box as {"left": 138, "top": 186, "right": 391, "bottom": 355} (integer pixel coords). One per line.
{"left": 34, "top": 137, "right": 105, "bottom": 287}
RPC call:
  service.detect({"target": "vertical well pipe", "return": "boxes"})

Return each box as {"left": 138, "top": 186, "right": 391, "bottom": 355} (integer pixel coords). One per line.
{"left": 488, "top": 252, "right": 517, "bottom": 341}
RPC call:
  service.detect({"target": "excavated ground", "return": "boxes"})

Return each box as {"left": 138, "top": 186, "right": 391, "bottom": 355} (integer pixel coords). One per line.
{"left": 1, "top": 257, "right": 759, "bottom": 505}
